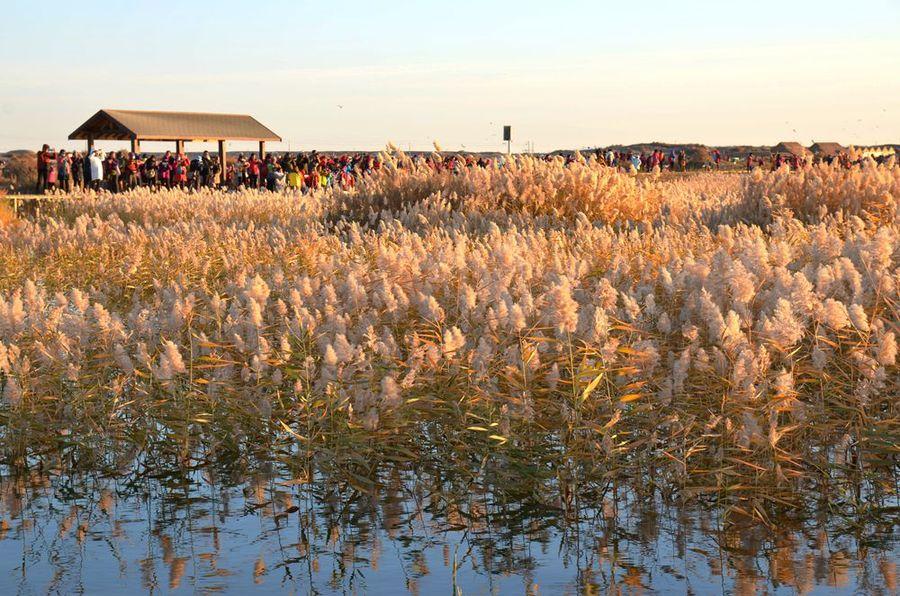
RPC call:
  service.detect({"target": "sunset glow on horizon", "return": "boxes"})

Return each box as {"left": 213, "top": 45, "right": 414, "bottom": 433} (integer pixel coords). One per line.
{"left": 1, "top": 0, "right": 898, "bottom": 153}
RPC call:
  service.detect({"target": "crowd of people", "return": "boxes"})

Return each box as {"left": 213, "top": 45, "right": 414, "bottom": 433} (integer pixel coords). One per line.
{"left": 22, "top": 143, "right": 887, "bottom": 195}
{"left": 742, "top": 152, "right": 806, "bottom": 171}
{"left": 745, "top": 151, "right": 860, "bottom": 172}
{"left": 32, "top": 146, "right": 394, "bottom": 194}
{"left": 599, "top": 148, "right": 691, "bottom": 172}
{"left": 29, "top": 145, "right": 518, "bottom": 194}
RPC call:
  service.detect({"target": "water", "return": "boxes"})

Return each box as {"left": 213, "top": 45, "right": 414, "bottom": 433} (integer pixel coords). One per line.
{"left": 0, "top": 449, "right": 896, "bottom": 595}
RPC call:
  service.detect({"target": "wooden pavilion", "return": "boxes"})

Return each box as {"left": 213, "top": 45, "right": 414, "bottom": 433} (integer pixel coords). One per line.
{"left": 69, "top": 109, "right": 281, "bottom": 184}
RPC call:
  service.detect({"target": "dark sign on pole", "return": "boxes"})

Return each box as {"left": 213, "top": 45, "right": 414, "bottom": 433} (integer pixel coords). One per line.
{"left": 502, "top": 125, "right": 512, "bottom": 141}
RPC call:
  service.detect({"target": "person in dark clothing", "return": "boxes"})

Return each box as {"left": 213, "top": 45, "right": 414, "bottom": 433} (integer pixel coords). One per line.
{"left": 104, "top": 152, "right": 120, "bottom": 192}
{"left": 82, "top": 152, "right": 92, "bottom": 188}
{"left": 210, "top": 156, "right": 221, "bottom": 187}
{"left": 36, "top": 144, "right": 50, "bottom": 193}
{"left": 71, "top": 152, "right": 84, "bottom": 190}
{"left": 57, "top": 150, "right": 72, "bottom": 192}
{"left": 190, "top": 155, "right": 202, "bottom": 189}
{"left": 200, "top": 150, "right": 214, "bottom": 187}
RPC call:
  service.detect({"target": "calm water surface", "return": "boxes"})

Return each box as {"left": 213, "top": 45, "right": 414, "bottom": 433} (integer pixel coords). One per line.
{"left": 0, "top": 449, "right": 896, "bottom": 595}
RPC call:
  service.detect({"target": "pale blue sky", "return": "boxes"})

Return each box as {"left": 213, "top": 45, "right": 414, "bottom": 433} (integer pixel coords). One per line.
{"left": 2, "top": 0, "right": 898, "bottom": 153}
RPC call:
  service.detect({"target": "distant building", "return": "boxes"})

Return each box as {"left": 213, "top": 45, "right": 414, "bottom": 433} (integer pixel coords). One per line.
{"left": 772, "top": 142, "right": 810, "bottom": 157}
{"left": 808, "top": 142, "right": 845, "bottom": 157}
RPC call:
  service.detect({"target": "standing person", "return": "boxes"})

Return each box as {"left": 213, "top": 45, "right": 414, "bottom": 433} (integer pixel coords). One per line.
{"left": 746, "top": 153, "right": 754, "bottom": 172}
{"left": 201, "top": 150, "right": 215, "bottom": 187}
{"left": 57, "top": 150, "right": 72, "bottom": 193}
{"left": 226, "top": 160, "right": 236, "bottom": 189}
{"left": 135, "top": 154, "right": 146, "bottom": 186}
{"left": 83, "top": 151, "right": 93, "bottom": 188}
{"left": 36, "top": 144, "right": 51, "bottom": 193}
{"left": 104, "top": 151, "right": 120, "bottom": 192}
{"left": 143, "top": 156, "right": 158, "bottom": 190}
{"left": 272, "top": 164, "right": 286, "bottom": 192}
{"left": 197, "top": 151, "right": 208, "bottom": 187}
{"left": 286, "top": 164, "right": 302, "bottom": 191}
{"left": 261, "top": 156, "right": 271, "bottom": 190}
{"left": 712, "top": 149, "right": 722, "bottom": 170}
{"left": 265, "top": 155, "right": 277, "bottom": 191}
{"left": 45, "top": 148, "right": 59, "bottom": 192}
{"left": 247, "top": 153, "right": 260, "bottom": 189}
{"left": 89, "top": 150, "right": 104, "bottom": 191}
{"left": 71, "top": 151, "right": 84, "bottom": 190}
{"left": 190, "top": 154, "right": 202, "bottom": 189}
{"left": 678, "top": 150, "right": 687, "bottom": 172}
{"left": 234, "top": 154, "right": 246, "bottom": 188}
{"left": 210, "top": 156, "right": 221, "bottom": 187}
{"left": 173, "top": 153, "right": 188, "bottom": 189}
{"left": 125, "top": 153, "right": 139, "bottom": 190}
{"left": 629, "top": 153, "right": 640, "bottom": 173}
{"left": 340, "top": 164, "right": 354, "bottom": 190}
{"left": 157, "top": 154, "right": 171, "bottom": 189}
{"left": 181, "top": 153, "right": 191, "bottom": 188}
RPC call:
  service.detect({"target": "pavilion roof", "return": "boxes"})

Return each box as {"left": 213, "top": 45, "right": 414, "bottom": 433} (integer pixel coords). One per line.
{"left": 69, "top": 109, "right": 281, "bottom": 142}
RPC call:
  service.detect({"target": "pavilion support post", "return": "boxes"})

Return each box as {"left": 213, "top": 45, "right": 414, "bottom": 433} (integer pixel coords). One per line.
{"left": 131, "top": 138, "right": 141, "bottom": 154}
{"left": 259, "top": 141, "right": 266, "bottom": 161}
{"left": 175, "top": 140, "right": 184, "bottom": 155}
{"left": 87, "top": 137, "right": 94, "bottom": 153}
{"left": 218, "top": 140, "right": 227, "bottom": 186}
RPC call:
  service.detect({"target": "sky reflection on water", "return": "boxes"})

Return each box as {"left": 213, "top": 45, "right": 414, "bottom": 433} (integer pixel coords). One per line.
{"left": 0, "top": 456, "right": 896, "bottom": 595}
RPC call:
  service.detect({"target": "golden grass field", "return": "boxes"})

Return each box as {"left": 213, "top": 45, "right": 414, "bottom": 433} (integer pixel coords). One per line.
{"left": 0, "top": 151, "right": 897, "bottom": 525}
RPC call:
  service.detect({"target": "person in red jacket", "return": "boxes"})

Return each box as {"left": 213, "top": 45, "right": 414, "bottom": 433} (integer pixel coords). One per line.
{"left": 125, "top": 153, "right": 139, "bottom": 190}
{"left": 247, "top": 153, "right": 261, "bottom": 189}
{"left": 173, "top": 153, "right": 189, "bottom": 188}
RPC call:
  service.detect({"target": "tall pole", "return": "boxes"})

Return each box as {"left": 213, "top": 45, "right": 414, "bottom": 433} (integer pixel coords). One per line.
{"left": 259, "top": 141, "right": 266, "bottom": 161}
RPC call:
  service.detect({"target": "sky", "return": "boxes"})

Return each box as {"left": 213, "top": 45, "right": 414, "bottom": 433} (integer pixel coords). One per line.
{"left": 1, "top": 0, "right": 899, "bottom": 153}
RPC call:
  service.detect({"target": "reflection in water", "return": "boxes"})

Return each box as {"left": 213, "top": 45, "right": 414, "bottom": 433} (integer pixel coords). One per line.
{"left": 0, "top": 448, "right": 896, "bottom": 594}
